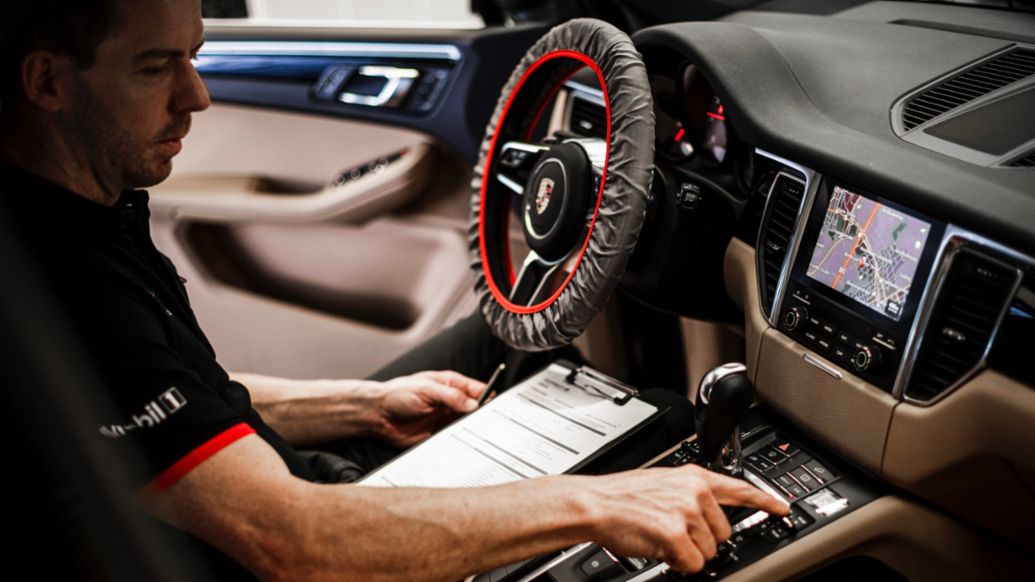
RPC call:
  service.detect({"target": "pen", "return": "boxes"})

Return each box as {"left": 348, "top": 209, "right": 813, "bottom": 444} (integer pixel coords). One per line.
{"left": 477, "top": 363, "right": 506, "bottom": 407}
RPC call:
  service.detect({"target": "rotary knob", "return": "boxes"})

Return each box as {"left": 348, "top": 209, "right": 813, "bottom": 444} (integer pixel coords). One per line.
{"left": 782, "top": 306, "right": 807, "bottom": 331}
{"left": 852, "top": 345, "right": 881, "bottom": 373}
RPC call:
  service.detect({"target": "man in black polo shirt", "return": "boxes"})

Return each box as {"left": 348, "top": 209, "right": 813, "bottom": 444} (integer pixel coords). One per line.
{"left": 0, "top": 0, "right": 787, "bottom": 579}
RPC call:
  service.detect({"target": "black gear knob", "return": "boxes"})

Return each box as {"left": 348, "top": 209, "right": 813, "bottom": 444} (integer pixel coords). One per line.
{"left": 694, "top": 363, "right": 754, "bottom": 472}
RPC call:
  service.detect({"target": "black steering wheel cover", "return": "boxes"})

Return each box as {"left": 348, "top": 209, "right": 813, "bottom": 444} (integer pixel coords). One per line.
{"left": 470, "top": 18, "right": 655, "bottom": 351}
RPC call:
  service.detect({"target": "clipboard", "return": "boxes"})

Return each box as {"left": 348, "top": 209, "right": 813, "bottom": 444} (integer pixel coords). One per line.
{"left": 358, "top": 360, "right": 668, "bottom": 488}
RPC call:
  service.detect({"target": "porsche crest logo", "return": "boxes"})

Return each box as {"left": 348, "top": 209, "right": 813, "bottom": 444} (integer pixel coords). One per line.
{"left": 535, "top": 177, "right": 555, "bottom": 214}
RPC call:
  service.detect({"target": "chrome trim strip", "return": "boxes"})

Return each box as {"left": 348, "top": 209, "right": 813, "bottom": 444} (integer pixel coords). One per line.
{"left": 753, "top": 149, "right": 820, "bottom": 327}
{"left": 198, "top": 40, "right": 461, "bottom": 62}
{"left": 894, "top": 226, "right": 1028, "bottom": 404}
{"left": 497, "top": 174, "right": 523, "bottom": 194}
{"left": 744, "top": 470, "right": 788, "bottom": 506}
{"left": 516, "top": 542, "right": 593, "bottom": 582}
{"left": 803, "top": 353, "right": 845, "bottom": 380}
{"left": 502, "top": 141, "right": 550, "bottom": 154}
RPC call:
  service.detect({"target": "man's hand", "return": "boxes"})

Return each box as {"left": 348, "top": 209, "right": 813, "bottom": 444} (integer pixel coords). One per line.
{"left": 372, "top": 370, "right": 486, "bottom": 447}
{"left": 576, "top": 464, "right": 790, "bottom": 573}
{"left": 234, "top": 370, "right": 485, "bottom": 447}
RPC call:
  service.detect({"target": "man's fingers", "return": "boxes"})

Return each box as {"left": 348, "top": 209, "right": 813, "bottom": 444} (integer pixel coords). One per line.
{"left": 420, "top": 380, "right": 479, "bottom": 413}
{"left": 698, "top": 488, "right": 732, "bottom": 543}
{"left": 420, "top": 370, "right": 486, "bottom": 399}
{"left": 664, "top": 531, "right": 706, "bottom": 574}
{"left": 686, "top": 517, "right": 717, "bottom": 563}
{"left": 704, "top": 472, "right": 790, "bottom": 516}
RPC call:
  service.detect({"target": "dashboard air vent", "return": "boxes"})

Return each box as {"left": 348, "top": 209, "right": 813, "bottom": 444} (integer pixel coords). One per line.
{"left": 757, "top": 175, "right": 805, "bottom": 316}
{"left": 906, "top": 249, "right": 1018, "bottom": 403}
{"left": 902, "top": 48, "right": 1035, "bottom": 131}
{"left": 1007, "top": 150, "right": 1035, "bottom": 167}
{"left": 569, "top": 96, "right": 607, "bottom": 138}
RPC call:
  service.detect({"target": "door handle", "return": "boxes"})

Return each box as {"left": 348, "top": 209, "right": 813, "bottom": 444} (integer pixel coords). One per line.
{"left": 339, "top": 66, "right": 420, "bottom": 108}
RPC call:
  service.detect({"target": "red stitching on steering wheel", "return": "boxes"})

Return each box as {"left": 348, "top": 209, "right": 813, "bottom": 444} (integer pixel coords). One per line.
{"left": 477, "top": 49, "right": 612, "bottom": 315}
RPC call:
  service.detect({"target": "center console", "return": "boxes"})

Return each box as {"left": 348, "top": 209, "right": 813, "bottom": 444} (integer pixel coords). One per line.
{"left": 777, "top": 179, "right": 944, "bottom": 391}
{"left": 472, "top": 407, "right": 880, "bottom": 582}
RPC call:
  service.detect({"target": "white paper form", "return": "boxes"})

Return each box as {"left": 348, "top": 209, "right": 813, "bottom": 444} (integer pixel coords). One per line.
{"left": 359, "top": 364, "right": 659, "bottom": 488}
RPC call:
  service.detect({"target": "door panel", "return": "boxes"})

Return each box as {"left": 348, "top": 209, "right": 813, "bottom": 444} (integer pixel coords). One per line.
{"left": 151, "top": 104, "right": 476, "bottom": 379}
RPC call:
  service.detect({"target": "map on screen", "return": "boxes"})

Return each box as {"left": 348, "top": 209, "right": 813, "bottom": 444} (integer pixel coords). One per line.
{"left": 807, "top": 186, "right": 932, "bottom": 321}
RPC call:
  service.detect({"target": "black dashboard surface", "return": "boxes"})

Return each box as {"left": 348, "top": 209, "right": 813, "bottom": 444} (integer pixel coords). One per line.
{"left": 633, "top": 5, "right": 1035, "bottom": 257}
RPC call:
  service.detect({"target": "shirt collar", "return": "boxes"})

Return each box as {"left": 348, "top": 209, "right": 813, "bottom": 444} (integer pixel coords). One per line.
{"left": 0, "top": 159, "right": 149, "bottom": 232}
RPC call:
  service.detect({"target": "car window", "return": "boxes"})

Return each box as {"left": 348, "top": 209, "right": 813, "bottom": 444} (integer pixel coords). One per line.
{"left": 202, "top": 0, "right": 485, "bottom": 29}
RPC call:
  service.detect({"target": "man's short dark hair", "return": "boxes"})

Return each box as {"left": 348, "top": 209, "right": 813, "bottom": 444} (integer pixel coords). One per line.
{"left": 0, "top": 0, "right": 123, "bottom": 120}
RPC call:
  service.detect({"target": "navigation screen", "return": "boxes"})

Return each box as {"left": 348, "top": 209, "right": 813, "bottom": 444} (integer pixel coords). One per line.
{"left": 807, "top": 186, "right": 932, "bottom": 321}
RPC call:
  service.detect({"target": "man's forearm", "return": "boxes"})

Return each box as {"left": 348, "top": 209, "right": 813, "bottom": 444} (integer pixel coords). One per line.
{"left": 231, "top": 372, "right": 381, "bottom": 446}
{"left": 286, "top": 477, "right": 596, "bottom": 581}
{"left": 152, "top": 436, "right": 596, "bottom": 581}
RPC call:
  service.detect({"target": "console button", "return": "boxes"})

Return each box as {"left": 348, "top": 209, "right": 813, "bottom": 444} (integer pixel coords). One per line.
{"left": 783, "top": 482, "right": 807, "bottom": 499}
{"left": 763, "top": 448, "right": 788, "bottom": 465}
{"left": 681, "top": 440, "right": 701, "bottom": 457}
{"left": 578, "top": 549, "right": 624, "bottom": 579}
{"left": 745, "top": 453, "right": 773, "bottom": 473}
{"left": 710, "top": 541, "right": 736, "bottom": 567}
{"left": 837, "top": 331, "right": 854, "bottom": 345}
{"left": 661, "top": 451, "right": 686, "bottom": 466}
{"left": 783, "top": 507, "right": 814, "bottom": 531}
{"left": 820, "top": 322, "right": 837, "bottom": 336}
{"left": 833, "top": 345, "right": 849, "bottom": 362}
{"left": 771, "top": 438, "right": 799, "bottom": 456}
{"left": 817, "top": 337, "right": 833, "bottom": 352}
{"left": 774, "top": 474, "right": 797, "bottom": 490}
{"left": 802, "top": 459, "right": 836, "bottom": 483}
{"left": 761, "top": 522, "right": 792, "bottom": 543}
{"left": 789, "top": 466, "right": 821, "bottom": 492}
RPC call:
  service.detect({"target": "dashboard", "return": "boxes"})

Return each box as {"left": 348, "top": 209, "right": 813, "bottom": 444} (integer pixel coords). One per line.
{"left": 562, "top": 0, "right": 1035, "bottom": 555}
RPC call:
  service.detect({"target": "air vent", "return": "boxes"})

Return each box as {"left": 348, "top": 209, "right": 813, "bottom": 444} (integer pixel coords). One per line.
{"left": 569, "top": 96, "right": 607, "bottom": 138}
{"left": 1006, "top": 150, "right": 1035, "bottom": 167}
{"left": 901, "top": 48, "right": 1035, "bottom": 131}
{"left": 906, "top": 249, "right": 1019, "bottom": 403}
{"left": 757, "top": 175, "right": 805, "bottom": 316}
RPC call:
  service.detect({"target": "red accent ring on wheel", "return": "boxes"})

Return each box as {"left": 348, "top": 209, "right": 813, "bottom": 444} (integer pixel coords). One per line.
{"left": 477, "top": 49, "right": 612, "bottom": 315}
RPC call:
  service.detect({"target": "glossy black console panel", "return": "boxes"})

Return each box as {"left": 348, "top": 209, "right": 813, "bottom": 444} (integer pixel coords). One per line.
{"left": 476, "top": 407, "right": 882, "bottom": 582}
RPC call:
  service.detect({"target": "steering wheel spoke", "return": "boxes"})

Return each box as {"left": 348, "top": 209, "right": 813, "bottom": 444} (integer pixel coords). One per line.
{"left": 496, "top": 141, "right": 549, "bottom": 194}
{"left": 509, "top": 251, "right": 566, "bottom": 306}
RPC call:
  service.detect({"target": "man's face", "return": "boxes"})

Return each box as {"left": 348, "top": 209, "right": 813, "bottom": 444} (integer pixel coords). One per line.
{"left": 62, "top": 0, "right": 210, "bottom": 191}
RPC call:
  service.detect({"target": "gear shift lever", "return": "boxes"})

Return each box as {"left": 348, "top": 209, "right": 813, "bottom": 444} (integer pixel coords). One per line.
{"left": 694, "top": 363, "right": 754, "bottom": 475}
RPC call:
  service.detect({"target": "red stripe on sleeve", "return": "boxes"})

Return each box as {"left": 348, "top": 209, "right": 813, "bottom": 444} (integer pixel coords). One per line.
{"left": 145, "top": 422, "right": 255, "bottom": 494}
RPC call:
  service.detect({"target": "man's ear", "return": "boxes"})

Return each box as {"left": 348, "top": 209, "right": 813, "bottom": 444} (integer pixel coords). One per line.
{"left": 21, "top": 51, "right": 68, "bottom": 113}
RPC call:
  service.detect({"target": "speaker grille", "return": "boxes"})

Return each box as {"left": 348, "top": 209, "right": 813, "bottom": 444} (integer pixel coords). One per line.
{"left": 902, "top": 48, "right": 1035, "bottom": 131}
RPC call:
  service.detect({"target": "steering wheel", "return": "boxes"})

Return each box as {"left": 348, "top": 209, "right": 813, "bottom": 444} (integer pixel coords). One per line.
{"left": 470, "top": 19, "right": 656, "bottom": 351}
